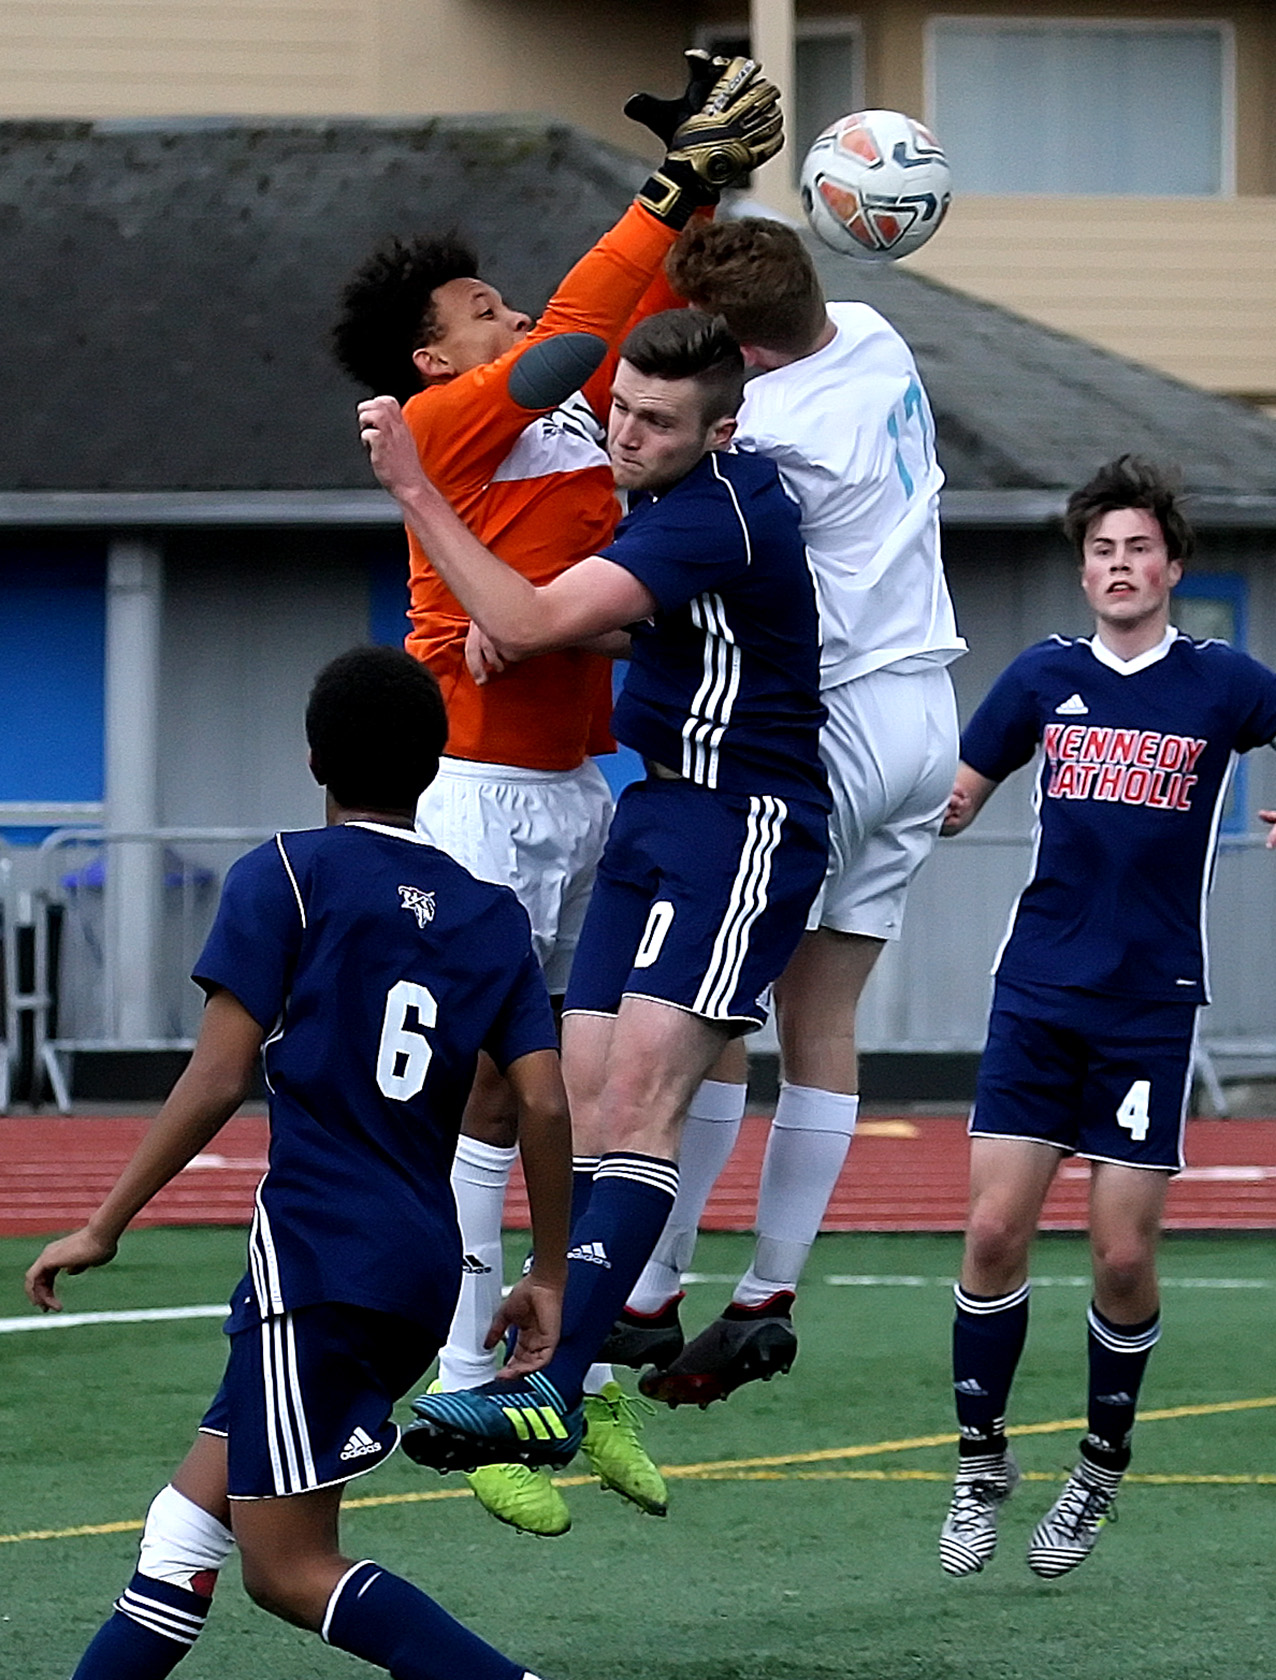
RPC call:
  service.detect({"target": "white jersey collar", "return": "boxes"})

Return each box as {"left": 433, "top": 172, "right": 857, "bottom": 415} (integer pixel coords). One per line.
{"left": 1087, "top": 625, "right": 1178, "bottom": 676}
{"left": 344, "top": 820, "right": 431, "bottom": 845}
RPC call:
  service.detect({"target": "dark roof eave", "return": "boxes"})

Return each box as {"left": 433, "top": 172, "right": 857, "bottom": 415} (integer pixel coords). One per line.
{"left": 0, "top": 486, "right": 1274, "bottom": 531}
{"left": 0, "top": 489, "right": 401, "bottom": 529}
{"left": 941, "top": 490, "right": 1276, "bottom": 528}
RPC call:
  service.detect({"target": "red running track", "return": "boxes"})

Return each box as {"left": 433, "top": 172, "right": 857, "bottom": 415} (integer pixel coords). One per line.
{"left": 5, "top": 1114, "right": 1276, "bottom": 1237}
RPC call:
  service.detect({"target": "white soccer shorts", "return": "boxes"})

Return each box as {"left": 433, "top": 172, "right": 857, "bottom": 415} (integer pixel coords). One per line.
{"left": 415, "top": 756, "right": 613, "bottom": 994}
{"left": 809, "top": 661, "right": 959, "bottom": 940}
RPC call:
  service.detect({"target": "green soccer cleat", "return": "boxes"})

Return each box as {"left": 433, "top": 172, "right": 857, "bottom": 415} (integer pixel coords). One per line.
{"left": 581, "top": 1381, "right": 668, "bottom": 1516}
{"left": 466, "top": 1462, "right": 572, "bottom": 1537}
{"left": 403, "top": 1372, "right": 584, "bottom": 1475}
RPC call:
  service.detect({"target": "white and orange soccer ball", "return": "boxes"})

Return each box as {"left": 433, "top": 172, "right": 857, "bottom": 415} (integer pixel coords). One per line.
{"left": 800, "top": 109, "right": 951, "bottom": 262}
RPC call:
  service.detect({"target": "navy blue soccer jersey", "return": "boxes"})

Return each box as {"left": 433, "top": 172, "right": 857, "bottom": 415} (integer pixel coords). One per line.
{"left": 603, "top": 449, "right": 829, "bottom": 809}
{"left": 193, "top": 821, "right": 556, "bottom": 1340}
{"left": 962, "top": 631, "right": 1276, "bottom": 1003}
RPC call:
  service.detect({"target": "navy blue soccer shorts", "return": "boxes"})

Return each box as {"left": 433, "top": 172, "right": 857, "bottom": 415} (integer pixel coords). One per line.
{"left": 200, "top": 1301, "right": 437, "bottom": 1500}
{"left": 969, "top": 979, "right": 1197, "bottom": 1172}
{"left": 563, "top": 775, "right": 828, "bottom": 1034}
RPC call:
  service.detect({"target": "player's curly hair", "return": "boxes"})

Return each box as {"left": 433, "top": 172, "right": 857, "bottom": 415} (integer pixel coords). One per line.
{"left": 620, "top": 308, "right": 745, "bottom": 424}
{"left": 331, "top": 235, "right": 480, "bottom": 401}
{"left": 1063, "top": 455, "right": 1195, "bottom": 563}
{"left": 666, "top": 218, "right": 826, "bottom": 356}
{"left": 306, "top": 646, "right": 448, "bottom": 813}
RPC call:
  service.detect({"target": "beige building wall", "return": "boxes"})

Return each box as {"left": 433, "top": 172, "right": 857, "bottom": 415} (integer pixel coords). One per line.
{"left": 0, "top": 0, "right": 686, "bottom": 158}
{"left": 4, "top": 0, "right": 1275, "bottom": 402}
{"left": 901, "top": 197, "right": 1276, "bottom": 405}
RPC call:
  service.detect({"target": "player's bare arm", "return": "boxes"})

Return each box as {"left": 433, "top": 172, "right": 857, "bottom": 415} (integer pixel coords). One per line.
{"left": 1261, "top": 808, "right": 1276, "bottom": 849}
{"left": 24, "top": 989, "right": 264, "bottom": 1311}
{"left": 485, "top": 1047, "right": 572, "bottom": 1376}
{"left": 464, "top": 621, "right": 633, "bottom": 686}
{"left": 360, "top": 394, "right": 656, "bottom": 658}
{"left": 941, "top": 762, "right": 998, "bottom": 837}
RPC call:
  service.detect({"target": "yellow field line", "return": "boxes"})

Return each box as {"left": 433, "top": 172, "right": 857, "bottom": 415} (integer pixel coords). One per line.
{"left": 5, "top": 1395, "right": 1273, "bottom": 1547}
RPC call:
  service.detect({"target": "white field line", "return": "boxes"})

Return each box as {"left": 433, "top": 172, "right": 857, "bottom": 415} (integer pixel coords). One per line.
{"left": 0, "top": 1305, "right": 227, "bottom": 1334}
{"left": 3, "top": 1271, "right": 1271, "bottom": 1335}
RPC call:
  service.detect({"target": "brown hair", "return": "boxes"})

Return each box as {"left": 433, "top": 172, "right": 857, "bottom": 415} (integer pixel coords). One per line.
{"left": 1063, "top": 455, "right": 1194, "bottom": 563}
{"left": 666, "top": 218, "right": 826, "bottom": 355}
{"left": 619, "top": 308, "right": 745, "bottom": 424}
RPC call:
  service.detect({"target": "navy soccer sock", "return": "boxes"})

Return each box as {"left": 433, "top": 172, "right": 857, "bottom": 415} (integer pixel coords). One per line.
{"left": 324, "top": 1559, "right": 529, "bottom": 1679}
{"left": 1083, "top": 1302, "right": 1160, "bottom": 1472}
{"left": 952, "top": 1282, "right": 1031, "bottom": 1455}
{"left": 570, "top": 1154, "right": 599, "bottom": 1226}
{"left": 72, "top": 1572, "right": 213, "bottom": 1678}
{"left": 538, "top": 1152, "right": 678, "bottom": 1407}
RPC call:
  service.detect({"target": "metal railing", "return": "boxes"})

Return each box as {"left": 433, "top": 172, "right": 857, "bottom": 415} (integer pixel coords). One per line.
{"left": 3, "top": 823, "right": 1272, "bottom": 1116}
{"left": 25, "top": 828, "right": 274, "bottom": 1111}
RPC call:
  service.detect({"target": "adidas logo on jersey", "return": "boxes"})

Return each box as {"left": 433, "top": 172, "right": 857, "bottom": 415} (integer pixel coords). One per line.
{"left": 1054, "top": 693, "right": 1089, "bottom": 715}
{"left": 566, "top": 1240, "right": 611, "bottom": 1269}
{"left": 339, "top": 1427, "right": 382, "bottom": 1462}
{"left": 461, "top": 1252, "right": 492, "bottom": 1276}
{"left": 398, "top": 885, "right": 436, "bottom": 928}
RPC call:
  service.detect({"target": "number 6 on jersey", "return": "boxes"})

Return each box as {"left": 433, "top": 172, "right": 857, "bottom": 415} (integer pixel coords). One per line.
{"left": 377, "top": 980, "right": 438, "bottom": 1100}
{"left": 1116, "top": 1079, "right": 1151, "bottom": 1143}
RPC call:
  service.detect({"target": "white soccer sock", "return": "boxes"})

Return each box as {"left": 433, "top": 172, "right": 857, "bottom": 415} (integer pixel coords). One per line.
{"left": 437, "top": 1136, "right": 516, "bottom": 1391}
{"left": 582, "top": 1363, "right": 614, "bottom": 1396}
{"left": 137, "top": 1483, "right": 235, "bottom": 1591}
{"left": 626, "top": 1080, "right": 747, "bottom": 1314}
{"left": 735, "top": 1084, "right": 858, "bottom": 1307}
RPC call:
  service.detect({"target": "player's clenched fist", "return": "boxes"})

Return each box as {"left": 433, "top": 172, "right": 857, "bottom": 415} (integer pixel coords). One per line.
{"left": 358, "top": 395, "right": 429, "bottom": 501}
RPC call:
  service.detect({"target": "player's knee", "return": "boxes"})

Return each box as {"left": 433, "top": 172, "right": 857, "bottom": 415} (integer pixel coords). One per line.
{"left": 239, "top": 1549, "right": 328, "bottom": 1628}
{"left": 964, "top": 1204, "right": 1032, "bottom": 1278}
{"left": 1092, "top": 1234, "right": 1156, "bottom": 1298}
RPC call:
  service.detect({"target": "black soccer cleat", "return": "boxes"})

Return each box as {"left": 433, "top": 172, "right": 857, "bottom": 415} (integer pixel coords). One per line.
{"left": 638, "top": 1292, "right": 797, "bottom": 1408}
{"left": 598, "top": 1292, "right": 686, "bottom": 1370}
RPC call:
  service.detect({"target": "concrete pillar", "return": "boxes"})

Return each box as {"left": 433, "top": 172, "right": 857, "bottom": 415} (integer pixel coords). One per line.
{"left": 104, "top": 538, "right": 163, "bottom": 1043}
{"left": 750, "top": 0, "right": 802, "bottom": 219}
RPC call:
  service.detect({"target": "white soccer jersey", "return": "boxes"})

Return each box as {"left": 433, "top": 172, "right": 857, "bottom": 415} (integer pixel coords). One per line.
{"left": 734, "top": 301, "right": 966, "bottom": 687}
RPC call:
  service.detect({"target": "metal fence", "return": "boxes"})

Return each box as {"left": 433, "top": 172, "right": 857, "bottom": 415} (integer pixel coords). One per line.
{"left": 2, "top": 824, "right": 1272, "bottom": 1114}
{"left": 18, "top": 828, "right": 273, "bottom": 1110}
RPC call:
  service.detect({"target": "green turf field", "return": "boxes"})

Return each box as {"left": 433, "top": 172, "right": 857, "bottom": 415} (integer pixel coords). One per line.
{"left": 3, "top": 1227, "right": 1274, "bottom": 1678}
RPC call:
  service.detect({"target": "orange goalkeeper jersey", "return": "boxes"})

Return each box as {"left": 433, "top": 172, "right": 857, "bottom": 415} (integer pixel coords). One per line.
{"left": 402, "top": 203, "right": 683, "bottom": 771}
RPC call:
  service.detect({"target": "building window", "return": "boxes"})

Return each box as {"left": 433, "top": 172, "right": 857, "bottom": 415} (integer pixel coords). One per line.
{"left": 927, "top": 18, "right": 1233, "bottom": 195}
{"left": 1173, "top": 573, "right": 1247, "bottom": 832}
{"left": 698, "top": 19, "right": 865, "bottom": 181}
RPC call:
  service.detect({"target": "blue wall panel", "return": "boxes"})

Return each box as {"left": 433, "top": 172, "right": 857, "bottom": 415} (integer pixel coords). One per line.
{"left": 0, "top": 548, "right": 106, "bottom": 804}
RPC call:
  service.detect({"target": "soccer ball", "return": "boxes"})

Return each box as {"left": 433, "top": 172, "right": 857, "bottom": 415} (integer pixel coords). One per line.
{"left": 800, "top": 109, "right": 951, "bottom": 262}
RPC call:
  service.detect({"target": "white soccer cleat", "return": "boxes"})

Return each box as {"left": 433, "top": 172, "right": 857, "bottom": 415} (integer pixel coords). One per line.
{"left": 1027, "top": 1459, "right": 1121, "bottom": 1578}
{"left": 939, "top": 1448, "right": 1021, "bottom": 1576}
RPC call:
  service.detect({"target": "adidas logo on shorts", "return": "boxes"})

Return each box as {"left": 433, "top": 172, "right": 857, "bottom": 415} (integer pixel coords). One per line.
{"left": 339, "top": 1426, "right": 383, "bottom": 1462}
{"left": 461, "top": 1252, "right": 493, "bottom": 1275}
{"left": 566, "top": 1240, "right": 611, "bottom": 1268}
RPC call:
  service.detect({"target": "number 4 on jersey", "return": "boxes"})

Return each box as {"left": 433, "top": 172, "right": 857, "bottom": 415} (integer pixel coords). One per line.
{"left": 377, "top": 980, "right": 438, "bottom": 1101}
{"left": 1116, "top": 1079, "right": 1151, "bottom": 1143}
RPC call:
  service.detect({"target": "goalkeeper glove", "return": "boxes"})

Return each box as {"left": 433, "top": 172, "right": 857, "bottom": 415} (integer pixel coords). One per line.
{"left": 624, "top": 48, "right": 730, "bottom": 148}
{"left": 637, "top": 57, "right": 784, "bottom": 230}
